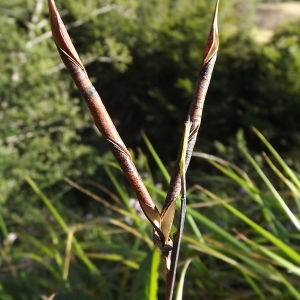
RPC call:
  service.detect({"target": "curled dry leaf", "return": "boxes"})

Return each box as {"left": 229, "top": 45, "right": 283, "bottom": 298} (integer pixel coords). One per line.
{"left": 160, "top": 201, "right": 176, "bottom": 245}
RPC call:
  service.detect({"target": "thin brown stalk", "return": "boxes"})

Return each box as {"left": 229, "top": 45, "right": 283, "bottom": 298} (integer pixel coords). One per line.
{"left": 163, "top": 2, "right": 219, "bottom": 297}
{"left": 162, "top": 0, "right": 219, "bottom": 215}
{"left": 165, "top": 119, "right": 190, "bottom": 300}
{"left": 47, "top": 0, "right": 164, "bottom": 241}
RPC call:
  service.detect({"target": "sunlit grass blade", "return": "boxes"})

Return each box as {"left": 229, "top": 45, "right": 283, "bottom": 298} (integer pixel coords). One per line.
{"left": 104, "top": 165, "right": 132, "bottom": 210}
{"left": 25, "top": 176, "right": 69, "bottom": 233}
{"left": 186, "top": 234, "right": 292, "bottom": 289}
{"left": 243, "top": 272, "right": 266, "bottom": 300}
{"left": 108, "top": 218, "right": 153, "bottom": 246}
{"left": 186, "top": 214, "right": 205, "bottom": 244}
{"left": 194, "top": 152, "right": 283, "bottom": 234}
{"left": 198, "top": 186, "right": 300, "bottom": 263}
{"left": 204, "top": 159, "right": 280, "bottom": 234}
{"left": 243, "top": 150, "right": 300, "bottom": 230}
{"left": 201, "top": 238, "right": 280, "bottom": 280}
{"left": 207, "top": 159, "right": 258, "bottom": 193}
{"left": 149, "top": 248, "right": 160, "bottom": 300}
{"left": 175, "top": 259, "right": 192, "bottom": 300}
{"left": 193, "top": 152, "right": 251, "bottom": 181}
{"left": 25, "top": 176, "right": 100, "bottom": 275}
{"left": 268, "top": 266, "right": 300, "bottom": 299}
{"left": 263, "top": 152, "right": 300, "bottom": 213}
{"left": 252, "top": 126, "right": 300, "bottom": 190}
{"left": 63, "top": 228, "right": 74, "bottom": 281}
{"left": 86, "top": 252, "right": 140, "bottom": 269}
{"left": 186, "top": 208, "right": 249, "bottom": 251}
{"left": 141, "top": 130, "right": 171, "bottom": 183}
{"left": 132, "top": 248, "right": 160, "bottom": 300}
{"left": 102, "top": 167, "right": 151, "bottom": 239}
{"left": 189, "top": 243, "right": 260, "bottom": 279}
{"left": 239, "top": 234, "right": 300, "bottom": 276}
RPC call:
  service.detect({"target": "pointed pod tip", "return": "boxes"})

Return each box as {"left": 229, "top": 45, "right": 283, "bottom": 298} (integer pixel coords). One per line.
{"left": 47, "top": 0, "right": 55, "bottom": 21}
{"left": 47, "top": 0, "right": 57, "bottom": 16}
{"left": 47, "top": 0, "right": 86, "bottom": 74}
{"left": 214, "top": 0, "right": 220, "bottom": 33}
{"left": 47, "top": 0, "right": 54, "bottom": 6}
{"left": 202, "top": 0, "right": 220, "bottom": 66}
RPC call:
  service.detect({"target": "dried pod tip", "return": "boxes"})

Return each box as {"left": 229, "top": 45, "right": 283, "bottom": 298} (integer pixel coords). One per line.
{"left": 202, "top": 0, "right": 219, "bottom": 66}
{"left": 47, "top": 0, "right": 86, "bottom": 73}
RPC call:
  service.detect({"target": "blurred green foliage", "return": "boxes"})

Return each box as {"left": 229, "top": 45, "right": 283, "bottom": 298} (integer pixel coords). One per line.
{"left": 1, "top": 0, "right": 300, "bottom": 207}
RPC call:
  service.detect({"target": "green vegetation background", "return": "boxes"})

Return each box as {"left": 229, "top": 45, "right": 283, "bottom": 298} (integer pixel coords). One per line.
{"left": 1, "top": 0, "right": 300, "bottom": 299}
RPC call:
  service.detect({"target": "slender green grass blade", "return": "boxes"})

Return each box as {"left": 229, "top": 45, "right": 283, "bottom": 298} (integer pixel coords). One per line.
{"left": 186, "top": 208, "right": 249, "bottom": 251}
{"left": 252, "top": 127, "right": 300, "bottom": 190}
{"left": 244, "top": 151, "right": 300, "bottom": 230}
{"left": 208, "top": 160, "right": 259, "bottom": 193}
{"left": 149, "top": 248, "right": 160, "bottom": 300}
{"left": 199, "top": 186, "right": 300, "bottom": 263}
{"left": 104, "top": 166, "right": 148, "bottom": 237}
{"left": 175, "top": 259, "right": 192, "bottom": 300}
{"left": 208, "top": 160, "right": 279, "bottom": 234}
{"left": 25, "top": 176, "right": 69, "bottom": 233}
{"left": 269, "top": 266, "right": 300, "bottom": 299}
{"left": 205, "top": 241, "right": 279, "bottom": 280}
{"left": 0, "top": 205, "right": 8, "bottom": 240}
{"left": 86, "top": 252, "right": 139, "bottom": 269}
{"left": 104, "top": 166, "right": 132, "bottom": 210}
{"left": 19, "top": 232, "right": 56, "bottom": 259}
{"left": 263, "top": 153, "right": 300, "bottom": 213}
{"left": 186, "top": 214, "right": 205, "bottom": 243}
{"left": 132, "top": 248, "right": 160, "bottom": 300}
{"left": 243, "top": 272, "right": 266, "bottom": 299}
{"left": 192, "top": 257, "right": 209, "bottom": 273}
{"left": 193, "top": 152, "right": 251, "bottom": 181}
{"left": 189, "top": 243, "right": 259, "bottom": 279}
{"left": 141, "top": 131, "right": 171, "bottom": 183}
{"left": 25, "top": 176, "right": 100, "bottom": 275}
{"left": 242, "top": 237, "right": 300, "bottom": 276}
{"left": 20, "top": 252, "right": 62, "bottom": 281}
